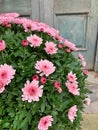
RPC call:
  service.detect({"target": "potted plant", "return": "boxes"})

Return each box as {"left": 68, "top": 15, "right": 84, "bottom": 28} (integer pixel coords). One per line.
{"left": 0, "top": 12, "right": 90, "bottom": 130}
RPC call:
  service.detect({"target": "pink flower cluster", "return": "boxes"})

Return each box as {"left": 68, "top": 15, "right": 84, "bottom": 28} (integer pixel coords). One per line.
{"left": 0, "top": 12, "right": 78, "bottom": 52}
{"left": 35, "top": 59, "right": 56, "bottom": 77}
{"left": 38, "top": 115, "right": 53, "bottom": 130}
{"left": 0, "top": 64, "right": 16, "bottom": 93}
{"left": 65, "top": 71, "right": 80, "bottom": 95}
{"left": 68, "top": 105, "right": 78, "bottom": 122}
{"left": 22, "top": 80, "right": 43, "bottom": 102}
{"left": 32, "top": 74, "right": 47, "bottom": 85}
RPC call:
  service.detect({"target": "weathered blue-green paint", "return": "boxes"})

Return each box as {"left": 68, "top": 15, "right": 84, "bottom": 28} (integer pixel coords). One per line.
{"left": 56, "top": 14, "right": 87, "bottom": 49}
{"left": 0, "top": 0, "right": 31, "bottom": 15}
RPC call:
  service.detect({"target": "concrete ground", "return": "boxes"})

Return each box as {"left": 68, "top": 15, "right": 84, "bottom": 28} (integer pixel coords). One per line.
{"left": 81, "top": 71, "right": 98, "bottom": 130}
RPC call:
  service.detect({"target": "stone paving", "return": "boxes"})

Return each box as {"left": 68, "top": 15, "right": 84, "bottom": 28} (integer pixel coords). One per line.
{"left": 81, "top": 71, "right": 98, "bottom": 130}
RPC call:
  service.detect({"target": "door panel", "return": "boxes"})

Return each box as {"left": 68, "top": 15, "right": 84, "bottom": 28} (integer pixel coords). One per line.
{"left": 0, "top": 0, "right": 31, "bottom": 16}
{"left": 43, "top": 0, "right": 98, "bottom": 70}
{"left": 54, "top": 0, "right": 91, "bottom": 13}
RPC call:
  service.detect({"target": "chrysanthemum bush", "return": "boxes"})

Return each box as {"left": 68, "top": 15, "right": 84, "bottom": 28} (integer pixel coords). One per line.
{"left": 0, "top": 13, "right": 91, "bottom": 130}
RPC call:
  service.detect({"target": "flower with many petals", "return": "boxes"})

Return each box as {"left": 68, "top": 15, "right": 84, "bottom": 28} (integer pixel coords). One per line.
{"left": 38, "top": 115, "right": 53, "bottom": 130}
{"left": 83, "top": 70, "right": 88, "bottom": 75}
{"left": 67, "top": 71, "right": 77, "bottom": 82}
{"left": 0, "top": 40, "right": 6, "bottom": 51}
{"left": 44, "top": 41, "right": 58, "bottom": 55}
{"left": 65, "top": 81, "right": 80, "bottom": 95}
{"left": 78, "top": 53, "right": 84, "bottom": 61}
{"left": 84, "top": 97, "right": 91, "bottom": 105}
{"left": 22, "top": 80, "right": 43, "bottom": 102}
{"left": 0, "top": 64, "right": 16, "bottom": 86}
{"left": 0, "top": 80, "right": 5, "bottom": 93}
{"left": 27, "top": 34, "right": 43, "bottom": 47}
{"left": 35, "top": 59, "right": 56, "bottom": 77}
{"left": 68, "top": 105, "right": 78, "bottom": 122}
{"left": 64, "top": 39, "right": 78, "bottom": 51}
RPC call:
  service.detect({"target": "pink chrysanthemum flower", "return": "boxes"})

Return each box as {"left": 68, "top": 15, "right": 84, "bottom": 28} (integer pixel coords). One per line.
{"left": 35, "top": 59, "right": 56, "bottom": 77}
{"left": 84, "top": 97, "right": 91, "bottom": 106}
{"left": 65, "top": 81, "right": 80, "bottom": 95}
{"left": 0, "top": 80, "right": 5, "bottom": 93}
{"left": 0, "top": 40, "right": 6, "bottom": 51}
{"left": 0, "top": 12, "right": 19, "bottom": 18}
{"left": 44, "top": 41, "right": 58, "bottom": 55}
{"left": 68, "top": 105, "right": 78, "bottom": 122}
{"left": 27, "top": 34, "right": 43, "bottom": 47}
{"left": 82, "top": 60, "right": 86, "bottom": 67}
{"left": 65, "top": 48, "right": 71, "bottom": 53}
{"left": 38, "top": 115, "right": 53, "bottom": 130}
{"left": 83, "top": 70, "right": 88, "bottom": 75}
{"left": 67, "top": 71, "right": 77, "bottom": 82}
{"left": 64, "top": 39, "right": 78, "bottom": 51}
{"left": 78, "top": 53, "right": 84, "bottom": 61}
{"left": 22, "top": 80, "right": 43, "bottom": 102}
{"left": 0, "top": 64, "right": 16, "bottom": 86}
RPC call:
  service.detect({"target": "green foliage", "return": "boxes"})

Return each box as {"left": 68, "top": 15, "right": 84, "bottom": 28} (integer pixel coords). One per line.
{"left": 0, "top": 15, "right": 90, "bottom": 130}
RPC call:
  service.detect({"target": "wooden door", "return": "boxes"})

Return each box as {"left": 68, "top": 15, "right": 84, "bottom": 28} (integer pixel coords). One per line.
{"left": 41, "top": 0, "right": 98, "bottom": 70}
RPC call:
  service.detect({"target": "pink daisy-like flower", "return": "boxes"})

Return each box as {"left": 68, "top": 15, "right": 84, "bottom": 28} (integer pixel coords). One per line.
{"left": 67, "top": 71, "right": 77, "bottom": 82}
{"left": 0, "top": 80, "right": 5, "bottom": 93}
{"left": 35, "top": 59, "right": 56, "bottom": 77}
{"left": 38, "top": 115, "right": 53, "bottom": 130}
{"left": 68, "top": 105, "right": 78, "bottom": 122}
{"left": 27, "top": 34, "right": 43, "bottom": 47}
{"left": 44, "top": 41, "right": 58, "bottom": 55}
{"left": 65, "top": 81, "right": 80, "bottom": 95}
{"left": 0, "top": 40, "right": 6, "bottom": 51}
{"left": 22, "top": 80, "right": 43, "bottom": 102}
{"left": 0, "top": 64, "right": 16, "bottom": 86}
